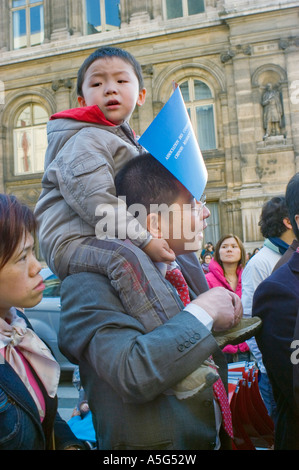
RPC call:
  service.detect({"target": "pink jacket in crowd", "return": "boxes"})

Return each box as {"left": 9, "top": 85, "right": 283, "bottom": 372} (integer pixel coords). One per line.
{"left": 205, "top": 258, "right": 249, "bottom": 354}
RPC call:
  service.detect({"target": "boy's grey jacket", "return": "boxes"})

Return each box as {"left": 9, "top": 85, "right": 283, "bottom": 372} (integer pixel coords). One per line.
{"left": 35, "top": 108, "right": 146, "bottom": 279}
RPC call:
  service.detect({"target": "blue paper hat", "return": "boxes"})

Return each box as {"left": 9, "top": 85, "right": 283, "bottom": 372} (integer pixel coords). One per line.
{"left": 139, "top": 86, "right": 208, "bottom": 201}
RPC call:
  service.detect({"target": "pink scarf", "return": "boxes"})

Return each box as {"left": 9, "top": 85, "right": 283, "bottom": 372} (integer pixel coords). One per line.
{"left": 0, "top": 309, "right": 60, "bottom": 419}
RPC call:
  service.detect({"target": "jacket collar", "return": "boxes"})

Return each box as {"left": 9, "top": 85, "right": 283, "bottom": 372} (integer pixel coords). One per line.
{"left": 50, "top": 105, "right": 115, "bottom": 127}
{"left": 289, "top": 250, "right": 299, "bottom": 274}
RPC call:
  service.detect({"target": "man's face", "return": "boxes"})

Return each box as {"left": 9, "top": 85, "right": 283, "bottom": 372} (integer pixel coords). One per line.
{"left": 78, "top": 57, "right": 146, "bottom": 125}
{"left": 159, "top": 185, "right": 210, "bottom": 256}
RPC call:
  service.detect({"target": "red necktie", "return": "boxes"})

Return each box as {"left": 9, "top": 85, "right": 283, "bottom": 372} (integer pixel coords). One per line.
{"left": 165, "top": 268, "right": 234, "bottom": 439}
{"left": 165, "top": 268, "right": 190, "bottom": 307}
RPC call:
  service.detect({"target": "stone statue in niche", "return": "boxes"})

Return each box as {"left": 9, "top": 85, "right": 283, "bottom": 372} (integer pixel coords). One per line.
{"left": 261, "top": 83, "right": 284, "bottom": 139}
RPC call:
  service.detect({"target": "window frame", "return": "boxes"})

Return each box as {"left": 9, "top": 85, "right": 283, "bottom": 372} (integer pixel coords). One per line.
{"left": 83, "top": 0, "right": 120, "bottom": 35}
{"left": 163, "top": 0, "right": 205, "bottom": 20}
{"left": 202, "top": 202, "right": 220, "bottom": 247}
{"left": 179, "top": 77, "right": 217, "bottom": 151}
{"left": 13, "top": 103, "right": 48, "bottom": 176}
{"left": 11, "top": 0, "right": 44, "bottom": 50}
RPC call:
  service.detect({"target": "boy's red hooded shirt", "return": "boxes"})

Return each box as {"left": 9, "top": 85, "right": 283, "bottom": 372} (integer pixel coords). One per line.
{"left": 50, "top": 105, "right": 116, "bottom": 127}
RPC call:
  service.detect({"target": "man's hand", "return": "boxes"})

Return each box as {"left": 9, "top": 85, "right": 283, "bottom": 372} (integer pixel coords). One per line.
{"left": 142, "top": 238, "right": 175, "bottom": 263}
{"left": 190, "top": 287, "right": 243, "bottom": 332}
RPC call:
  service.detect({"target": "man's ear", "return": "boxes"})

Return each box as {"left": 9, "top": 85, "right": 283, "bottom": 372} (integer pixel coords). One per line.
{"left": 295, "top": 214, "right": 299, "bottom": 230}
{"left": 146, "top": 212, "right": 162, "bottom": 238}
{"left": 282, "top": 217, "right": 293, "bottom": 231}
{"left": 137, "top": 88, "right": 146, "bottom": 107}
{"left": 77, "top": 96, "right": 86, "bottom": 107}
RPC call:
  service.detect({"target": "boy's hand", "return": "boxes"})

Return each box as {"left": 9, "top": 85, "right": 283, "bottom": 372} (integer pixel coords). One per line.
{"left": 142, "top": 238, "right": 175, "bottom": 263}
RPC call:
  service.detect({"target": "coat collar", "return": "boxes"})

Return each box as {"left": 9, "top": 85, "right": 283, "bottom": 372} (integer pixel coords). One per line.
{"left": 289, "top": 250, "right": 299, "bottom": 274}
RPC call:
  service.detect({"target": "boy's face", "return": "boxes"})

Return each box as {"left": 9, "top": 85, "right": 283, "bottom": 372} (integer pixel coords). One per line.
{"left": 78, "top": 57, "right": 146, "bottom": 125}
{"left": 148, "top": 185, "right": 210, "bottom": 256}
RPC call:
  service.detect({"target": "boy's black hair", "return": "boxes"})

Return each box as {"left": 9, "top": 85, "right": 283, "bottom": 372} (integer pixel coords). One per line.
{"left": 77, "top": 46, "right": 144, "bottom": 97}
{"left": 258, "top": 196, "right": 289, "bottom": 238}
{"left": 115, "top": 153, "right": 180, "bottom": 213}
{"left": 286, "top": 172, "right": 299, "bottom": 240}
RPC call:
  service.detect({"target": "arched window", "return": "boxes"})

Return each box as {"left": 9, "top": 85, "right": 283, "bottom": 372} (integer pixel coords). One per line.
{"left": 13, "top": 103, "right": 48, "bottom": 175}
{"left": 180, "top": 79, "right": 217, "bottom": 151}
{"left": 11, "top": 0, "right": 44, "bottom": 49}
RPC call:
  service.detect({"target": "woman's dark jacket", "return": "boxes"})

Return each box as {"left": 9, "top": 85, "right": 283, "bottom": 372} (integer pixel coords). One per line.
{"left": 0, "top": 312, "right": 83, "bottom": 450}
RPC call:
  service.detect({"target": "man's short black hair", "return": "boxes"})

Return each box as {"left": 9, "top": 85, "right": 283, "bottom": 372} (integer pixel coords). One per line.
{"left": 115, "top": 153, "right": 180, "bottom": 213}
{"left": 258, "top": 196, "right": 289, "bottom": 238}
{"left": 286, "top": 172, "right": 299, "bottom": 240}
{"left": 77, "top": 46, "right": 144, "bottom": 97}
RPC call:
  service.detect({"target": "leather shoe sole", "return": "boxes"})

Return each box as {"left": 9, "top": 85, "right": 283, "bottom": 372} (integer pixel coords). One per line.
{"left": 214, "top": 317, "right": 262, "bottom": 349}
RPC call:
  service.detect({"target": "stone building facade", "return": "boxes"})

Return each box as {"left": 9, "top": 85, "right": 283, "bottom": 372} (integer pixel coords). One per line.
{"left": 0, "top": 0, "right": 298, "bottom": 251}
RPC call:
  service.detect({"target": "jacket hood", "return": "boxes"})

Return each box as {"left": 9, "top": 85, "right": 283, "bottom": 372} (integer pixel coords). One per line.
{"left": 208, "top": 258, "right": 243, "bottom": 279}
{"left": 206, "top": 258, "right": 243, "bottom": 296}
{"left": 208, "top": 258, "right": 224, "bottom": 280}
{"left": 44, "top": 105, "right": 116, "bottom": 170}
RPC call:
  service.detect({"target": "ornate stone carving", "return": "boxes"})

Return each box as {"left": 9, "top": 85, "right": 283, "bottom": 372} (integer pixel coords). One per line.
{"left": 220, "top": 49, "right": 235, "bottom": 63}
{"left": 220, "top": 44, "right": 251, "bottom": 63}
{"left": 51, "top": 79, "right": 72, "bottom": 92}
{"left": 141, "top": 65, "right": 154, "bottom": 76}
{"left": 261, "top": 83, "right": 284, "bottom": 139}
{"left": 279, "top": 37, "right": 299, "bottom": 50}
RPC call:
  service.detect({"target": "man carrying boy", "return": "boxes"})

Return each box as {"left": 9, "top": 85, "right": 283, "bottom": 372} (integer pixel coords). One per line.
{"left": 59, "top": 154, "right": 246, "bottom": 450}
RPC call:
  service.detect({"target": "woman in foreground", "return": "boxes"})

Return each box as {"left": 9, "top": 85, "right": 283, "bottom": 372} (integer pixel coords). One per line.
{"left": 0, "top": 193, "right": 85, "bottom": 450}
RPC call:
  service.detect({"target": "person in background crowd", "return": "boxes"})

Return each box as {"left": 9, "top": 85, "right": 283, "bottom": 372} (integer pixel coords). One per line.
{"left": 201, "top": 251, "right": 213, "bottom": 274}
{"left": 0, "top": 194, "right": 86, "bottom": 450}
{"left": 205, "top": 234, "right": 249, "bottom": 363}
{"left": 253, "top": 173, "right": 299, "bottom": 449}
{"left": 201, "top": 241, "right": 214, "bottom": 258}
{"left": 242, "top": 196, "right": 295, "bottom": 418}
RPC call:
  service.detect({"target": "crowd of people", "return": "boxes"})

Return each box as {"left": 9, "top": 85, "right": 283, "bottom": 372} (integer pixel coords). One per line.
{"left": 0, "top": 45, "right": 298, "bottom": 451}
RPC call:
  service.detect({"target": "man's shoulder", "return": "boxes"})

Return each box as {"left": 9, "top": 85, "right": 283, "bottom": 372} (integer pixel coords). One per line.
{"left": 270, "top": 250, "right": 299, "bottom": 280}
{"left": 243, "top": 245, "right": 281, "bottom": 275}
{"left": 255, "top": 256, "right": 296, "bottom": 296}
